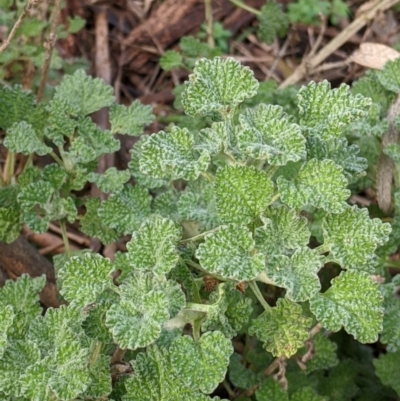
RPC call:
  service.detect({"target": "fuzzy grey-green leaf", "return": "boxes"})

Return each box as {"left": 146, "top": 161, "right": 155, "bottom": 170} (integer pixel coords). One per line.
{"left": 309, "top": 270, "right": 383, "bottom": 343}
{"left": 126, "top": 215, "right": 182, "bottom": 275}
{"left": 58, "top": 253, "right": 115, "bottom": 307}
{"left": 196, "top": 224, "right": 265, "bottom": 281}
{"left": 215, "top": 165, "right": 275, "bottom": 224}
{"left": 322, "top": 205, "right": 391, "bottom": 271}
{"left": 265, "top": 248, "right": 324, "bottom": 302}
{"left": 182, "top": 57, "right": 259, "bottom": 117}
{"left": 236, "top": 104, "right": 305, "bottom": 165}
{"left": 140, "top": 126, "right": 210, "bottom": 181}
{"left": 277, "top": 159, "right": 350, "bottom": 213}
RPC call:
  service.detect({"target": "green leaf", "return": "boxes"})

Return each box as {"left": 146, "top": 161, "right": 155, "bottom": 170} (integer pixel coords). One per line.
{"left": 0, "top": 85, "right": 38, "bottom": 130}
{"left": 87, "top": 167, "right": 131, "bottom": 193}
{"left": 376, "top": 58, "right": 400, "bottom": 93}
{"left": 255, "top": 206, "right": 310, "bottom": 256}
{"left": 301, "top": 333, "right": 338, "bottom": 373}
{"left": 182, "top": 57, "right": 259, "bottom": 117}
{"left": 264, "top": 248, "right": 324, "bottom": 302}
{"left": 139, "top": 126, "right": 210, "bottom": 181}
{"left": 309, "top": 270, "right": 383, "bottom": 343}
{"left": 58, "top": 253, "right": 115, "bottom": 307}
{"left": 352, "top": 69, "right": 395, "bottom": 116}
{"left": 383, "top": 143, "right": 400, "bottom": 163}
{"left": 128, "top": 136, "right": 170, "bottom": 189}
{"left": 82, "top": 353, "right": 112, "bottom": 398}
{"left": 4, "top": 121, "right": 51, "bottom": 156}
{"left": 177, "top": 178, "right": 221, "bottom": 231}
{"left": 0, "top": 207, "right": 21, "bottom": 243}
{"left": 0, "top": 274, "right": 45, "bottom": 339}
{"left": 180, "top": 35, "right": 210, "bottom": 58}
{"left": 277, "top": 159, "right": 350, "bottom": 213}
{"left": 236, "top": 104, "right": 305, "bottom": 165}
{"left": 44, "top": 97, "right": 79, "bottom": 146}
{"left": 109, "top": 101, "right": 154, "bottom": 135}
{"left": 123, "top": 342, "right": 228, "bottom": 401}
{"left": 159, "top": 50, "right": 183, "bottom": 71}
{"left": 255, "top": 377, "right": 288, "bottom": 401}
{"left": 67, "top": 15, "right": 86, "bottom": 33}
{"left": 105, "top": 272, "right": 185, "bottom": 349}
{"left": 229, "top": 353, "right": 264, "bottom": 390}
{"left": 306, "top": 137, "right": 367, "bottom": 182}
{"left": 170, "top": 331, "right": 233, "bottom": 393}
{"left": 0, "top": 340, "right": 41, "bottom": 396}
{"left": 82, "top": 291, "right": 117, "bottom": 342}
{"left": 49, "top": 335, "right": 90, "bottom": 400}
{"left": 0, "top": 305, "right": 13, "bottom": 358}
{"left": 126, "top": 215, "right": 182, "bottom": 275}
{"left": 18, "top": 178, "right": 77, "bottom": 232}
{"left": 297, "top": 80, "right": 371, "bottom": 140}
{"left": 80, "top": 197, "right": 120, "bottom": 244}
{"left": 291, "top": 387, "right": 327, "bottom": 401}
{"left": 215, "top": 165, "right": 275, "bottom": 224}
{"left": 53, "top": 69, "right": 115, "bottom": 116}
{"left": 373, "top": 351, "right": 400, "bottom": 396}
{"left": 152, "top": 190, "right": 180, "bottom": 219}
{"left": 201, "top": 282, "right": 253, "bottom": 337}
{"left": 197, "top": 122, "right": 231, "bottom": 156}
{"left": 257, "top": 1, "right": 289, "bottom": 44}
{"left": 322, "top": 206, "right": 391, "bottom": 271}
{"left": 249, "top": 297, "right": 312, "bottom": 358}
{"left": 66, "top": 117, "right": 120, "bottom": 164}
{"left": 196, "top": 224, "right": 265, "bottom": 281}
{"left": 98, "top": 184, "right": 152, "bottom": 235}
{"left": 379, "top": 276, "right": 400, "bottom": 352}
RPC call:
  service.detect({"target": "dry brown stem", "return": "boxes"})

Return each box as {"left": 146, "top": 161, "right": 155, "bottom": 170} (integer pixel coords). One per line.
{"left": 279, "top": 0, "right": 400, "bottom": 88}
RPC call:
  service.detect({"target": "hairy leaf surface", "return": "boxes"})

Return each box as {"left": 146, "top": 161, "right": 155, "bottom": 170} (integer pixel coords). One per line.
{"left": 309, "top": 270, "right": 383, "bottom": 343}
{"left": 126, "top": 215, "right": 182, "bottom": 275}
{"left": 182, "top": 57, "right": 259, "bottom": 117}
{"left": 196, "top": 224, "right": 265, "bottom": 281}
{"left": 215, "top": 165, "right": 274, "bottom": 224}
{"left": 236, "top": 104, "right": 305, "bottom": 165}
{"left": 249, "top": 297, "right": 312, "bottom": 358}
{"left": 322, "top": 206, "right": 391, "bottom": 271}
{"left": 58, "top": 253, "right": 115, "bottom": 307}
{"left": 277, "top": 159, "right": 350, "bottom": 213}
{"left": 140, "top": 127, "right": 210, "bottom": 181}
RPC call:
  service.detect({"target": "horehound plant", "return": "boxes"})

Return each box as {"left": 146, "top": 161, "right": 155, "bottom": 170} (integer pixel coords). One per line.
{"left": 0, "top": 57, "right": 399, "bottom": 400}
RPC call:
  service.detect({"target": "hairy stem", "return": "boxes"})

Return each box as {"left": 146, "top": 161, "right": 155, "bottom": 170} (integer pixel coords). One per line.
{"left": 179, "top": 226, "right": 221, "bottom": 244}
{"left": 249, "top": 280, "right": 271, "bottom": 311}
{"left": 228, "top": 0, "right": 260, "bottom": 15}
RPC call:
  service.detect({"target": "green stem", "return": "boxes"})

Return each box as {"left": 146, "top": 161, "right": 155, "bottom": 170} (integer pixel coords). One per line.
{"left": 192, "top": 318, "right": 202, "bottom": 342}
{"left": 268, "top": 193, "right": 280, "bottom": 205}
{"left": 229, "top": 0, "right": 260, "bottom": 15}
{"left": 5, "top": 151, "right": 15, "bottom": 184}
{"left": 179, "top": 226, "right": 221, "bottom": 244}
{"left": 50, "top": 151, "right": 64, "bottom": 167}
{"left": 315, "top": 243, "right": 330, "bottom": 254}
{"left": 201, "top": 171, "right": 215, "bottom": 182}
{"left": 384, "top": 261, "right": 400, "bottom": 269}
{"left": 249, "top": 280, "right": 271, "bottom": 311}
{"left": 265, "top": 164, "right": 279, "bottom": 178}
{"left": 88, "top": 340, "right": 102, "bottom": 369}
{"left": 186, "top": 302, "right": 211, "bottom": 313}
{"left": 59, "top": 220, "right": 71, "bottom": 257}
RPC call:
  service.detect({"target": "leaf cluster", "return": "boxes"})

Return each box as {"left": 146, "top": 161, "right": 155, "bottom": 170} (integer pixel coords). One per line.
{"left": 0, "top": 56, "right": 399, "bottom": 400}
